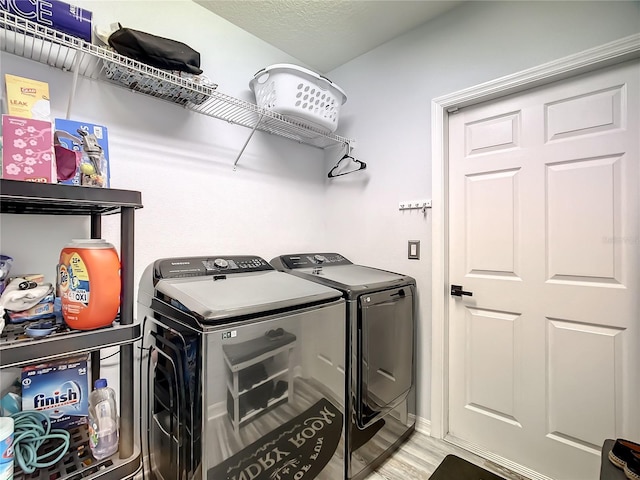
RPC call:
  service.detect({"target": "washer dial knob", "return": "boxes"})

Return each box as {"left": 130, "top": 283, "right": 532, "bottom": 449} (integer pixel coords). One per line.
{"left": 213, "top": 258, "right": 229, "bottom": 269}
{"left": 314, "top": 255, "right": 327, "bottom": 264}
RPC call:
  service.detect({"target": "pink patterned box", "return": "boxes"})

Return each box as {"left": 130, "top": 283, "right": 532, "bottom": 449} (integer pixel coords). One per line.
{"left": 2, "top": 115, "right": 55, "bottom": 183}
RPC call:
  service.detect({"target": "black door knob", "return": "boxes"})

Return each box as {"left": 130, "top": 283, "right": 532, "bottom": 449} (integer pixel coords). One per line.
{"left": 451, "top": 285, "right": 473, "bottom": 297}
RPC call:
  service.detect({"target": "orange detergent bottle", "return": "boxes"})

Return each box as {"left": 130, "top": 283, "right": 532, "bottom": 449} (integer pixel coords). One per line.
{"left": 58, "top": 239, "right": 121, "bottom": 330}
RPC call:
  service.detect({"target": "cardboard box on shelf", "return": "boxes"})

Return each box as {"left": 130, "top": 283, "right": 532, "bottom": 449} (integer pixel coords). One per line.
{"left": 21, "top": 355, "right": 90, "bottom": 429}
{"left": 8, "top": 274, "right": 45, "bottom": 285}
{"left": 54, "top": 118, "right": 110, "bottom": 187}
{"left": 1, "top": 115, "right": 55, "bottom": 182}
{"left": 0, "top": 0, "right": 93, "bottom": 43}
{"left": 4, "top": 74, "right": 51, "bottom": 121}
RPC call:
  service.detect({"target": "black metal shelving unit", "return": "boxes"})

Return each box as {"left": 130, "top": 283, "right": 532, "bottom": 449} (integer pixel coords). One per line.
{"left": 0, "top": 179, "right": 143, "bottom": 480}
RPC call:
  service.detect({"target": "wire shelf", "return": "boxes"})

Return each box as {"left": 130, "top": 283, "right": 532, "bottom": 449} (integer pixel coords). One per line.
{"left": 0, "top": 11, "right": 353, "bottom": 149}
{"left": 12, "top": 423, "right": 140, "bottom": 480}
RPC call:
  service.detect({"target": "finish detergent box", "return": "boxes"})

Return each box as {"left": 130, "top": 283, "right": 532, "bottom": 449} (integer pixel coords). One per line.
{"left": 21, "top": 355, "right": 89, "bottom": 429}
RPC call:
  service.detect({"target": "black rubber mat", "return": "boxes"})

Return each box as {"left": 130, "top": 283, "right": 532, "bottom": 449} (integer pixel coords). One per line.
{"left": 430, "top": 455, "right": 506, "bottom": 480}
{"left": 208, "top": 397, "right": 343, "bottom": 480}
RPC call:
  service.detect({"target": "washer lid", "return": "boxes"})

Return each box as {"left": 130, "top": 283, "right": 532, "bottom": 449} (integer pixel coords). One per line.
{"left": 294, "top": 264, "right": 415, "bottom": 293}
{"left": 155, "top": 270, "right": 342, "bottom": 320}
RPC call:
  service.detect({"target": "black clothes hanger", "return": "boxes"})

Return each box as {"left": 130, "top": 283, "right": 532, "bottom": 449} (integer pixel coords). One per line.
{"left": 328, "top": 145, "right": 367, "bottom": 178}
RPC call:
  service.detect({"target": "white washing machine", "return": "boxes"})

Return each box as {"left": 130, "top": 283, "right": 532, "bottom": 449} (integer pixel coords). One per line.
{"left": 137, "top": 255, "right": 348, "bottom": 480}
{"left": 271, "top": 252, "right": 416, "bottom": 480}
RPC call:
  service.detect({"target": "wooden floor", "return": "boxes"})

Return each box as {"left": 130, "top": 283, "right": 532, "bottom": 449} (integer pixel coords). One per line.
{"left": 364, "top": 429, "right": 531, "bottom": 480}
{"left": 205, "top": 374, "right": 531, "bottom": 480}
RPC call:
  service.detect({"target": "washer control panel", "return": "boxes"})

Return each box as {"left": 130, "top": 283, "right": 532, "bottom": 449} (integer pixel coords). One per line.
{"left": 274, "top": 253, "right": 352, "bottom": 270}
{"left": 154, "top": 255, "right": 273, "bottom": 280}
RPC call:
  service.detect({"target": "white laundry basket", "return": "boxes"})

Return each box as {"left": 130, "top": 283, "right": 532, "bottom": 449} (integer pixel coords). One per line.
{"left": 249, "top": 64, "right": 347, "bottom": 133}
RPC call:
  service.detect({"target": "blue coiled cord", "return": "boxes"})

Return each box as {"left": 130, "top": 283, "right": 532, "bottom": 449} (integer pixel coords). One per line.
{"left": 11, "top": 411, "right": 71, "bottom": 474}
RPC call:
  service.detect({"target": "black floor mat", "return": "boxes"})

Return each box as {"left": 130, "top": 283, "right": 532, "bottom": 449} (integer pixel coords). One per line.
{"left": 430, "top": 455, "right": 506, "bottom": 480}
{"left": 208, "top": 398, "right": 343, "bottom": 480}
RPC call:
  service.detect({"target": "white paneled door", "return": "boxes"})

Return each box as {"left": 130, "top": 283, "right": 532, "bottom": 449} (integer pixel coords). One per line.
{"left": 447, "top": 60, "right": 639, "bottom": 480}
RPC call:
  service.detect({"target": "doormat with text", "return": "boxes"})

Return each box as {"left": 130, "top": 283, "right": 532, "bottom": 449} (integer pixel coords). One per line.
{"left": 430, "top": 455, "right": 506, "bottom": 480}
{"left": 208, "top": 398, "right": 343, "bottom": 480}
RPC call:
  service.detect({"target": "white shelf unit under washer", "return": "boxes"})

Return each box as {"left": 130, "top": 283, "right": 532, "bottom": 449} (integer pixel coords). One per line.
{"left": 0, "top": 11, "right": 354, "bottom": 166}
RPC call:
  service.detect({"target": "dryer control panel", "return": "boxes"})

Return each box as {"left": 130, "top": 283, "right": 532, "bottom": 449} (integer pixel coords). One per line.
{"left": 154, "top": 255, "right": 273, "bottom": 280}
{"left": 273, "top": 253, "right": 352, "bottom": 270}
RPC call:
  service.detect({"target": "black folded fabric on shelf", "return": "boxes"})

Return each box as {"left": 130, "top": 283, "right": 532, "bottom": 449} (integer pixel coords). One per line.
{"left": 227, "top": 380, "right": 275, "bottom": 419}
{"left": 245, "top": 381, "right": 274, "bottom": 411}
{"left": 238, "top": 363, "right": 268, "bottom": 391}
{"left": 108, "top": 25, "right": 203, "bottom": 74}
{"left": 273, "top": 380, "right": 288, "bottom": 399}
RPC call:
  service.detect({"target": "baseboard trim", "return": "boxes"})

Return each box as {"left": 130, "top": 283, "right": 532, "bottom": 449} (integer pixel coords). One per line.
{"left": 415, "top": 416, "right": 431, "bottom": 436}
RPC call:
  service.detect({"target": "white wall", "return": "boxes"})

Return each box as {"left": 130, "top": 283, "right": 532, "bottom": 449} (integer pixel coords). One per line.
{"left": 325, "top": 0, "right": 640, "bottom": 424}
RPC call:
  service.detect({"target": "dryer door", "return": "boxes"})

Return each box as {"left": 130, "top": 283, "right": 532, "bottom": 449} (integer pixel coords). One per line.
{"left": 357, "top": 286, "right": 414, "bottom": 428}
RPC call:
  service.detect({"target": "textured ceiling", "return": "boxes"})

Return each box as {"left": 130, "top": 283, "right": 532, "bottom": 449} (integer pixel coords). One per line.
{"left": 194, "top": 0, "right": 464, "bottom": 73}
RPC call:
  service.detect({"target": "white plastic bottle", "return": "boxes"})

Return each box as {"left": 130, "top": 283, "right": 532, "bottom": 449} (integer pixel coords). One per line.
{"left": 0, "top": 416, "right": 14, "bottom": 480}
{"left": 88, "top": 378, "right": 119, "bottom": 460}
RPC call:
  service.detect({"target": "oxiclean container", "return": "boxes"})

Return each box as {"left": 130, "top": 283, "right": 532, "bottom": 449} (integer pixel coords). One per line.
{"left": 58, "top": 239, "right": 121, "bottom": 330}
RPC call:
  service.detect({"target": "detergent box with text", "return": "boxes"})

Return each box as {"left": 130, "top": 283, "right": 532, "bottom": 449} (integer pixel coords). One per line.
{"left": 21, "top": 355, "right": 89, "bottom": 429}
{"left": 0, "top": 0, "right": 93, "bottom": 43}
